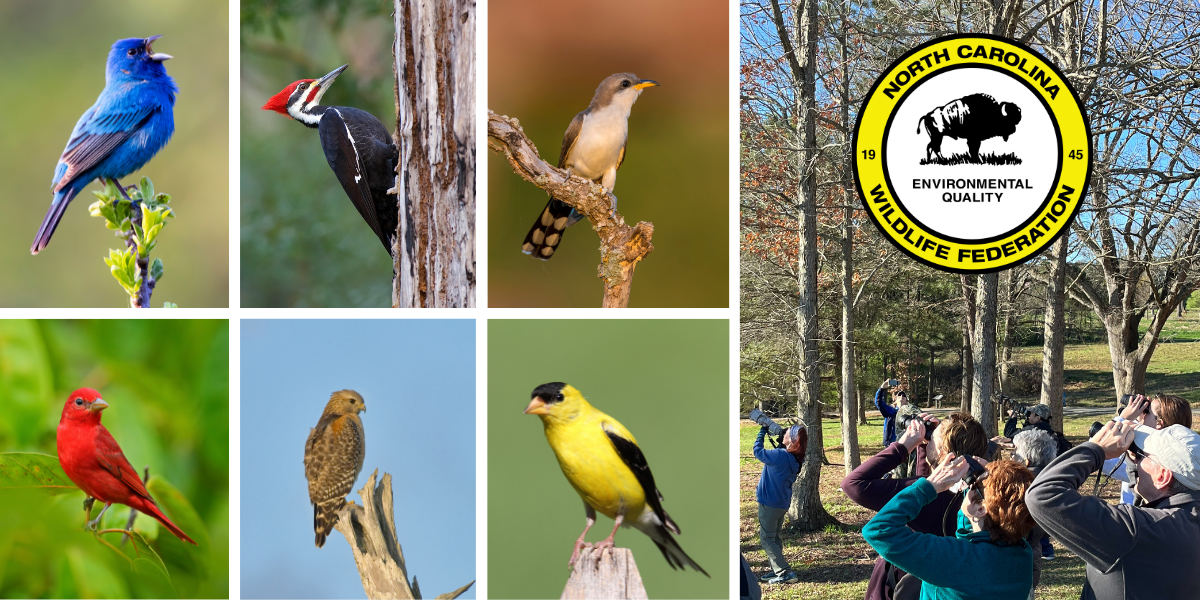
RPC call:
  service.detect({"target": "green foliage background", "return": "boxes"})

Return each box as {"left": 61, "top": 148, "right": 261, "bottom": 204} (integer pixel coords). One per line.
{"left": 488, "top": 0, "right": 729, "bottom": 307}
{"left": 0, "top": 320, "right": 229, "bottom": 598}
{"left": 241, "top": 0, "right": 397, "bottom": 307}
{"left": 0, "top": 1, "right": 229, "bottom": 308}
{"left": 488, "top": 320, "right": 730, "bottom": 599}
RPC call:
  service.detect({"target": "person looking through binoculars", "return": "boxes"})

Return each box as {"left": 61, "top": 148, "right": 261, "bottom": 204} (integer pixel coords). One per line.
{"left": 1097, "top": 394, "right": 1191, "bottom": 505}
{"left": 862, "top": 454, "right": 1037, "bottom": 599}
{"left": 842, "top": 412, "right": 989, "bottom": 600}
{"left": 1027, "top": 420, "right": 1200, "bottom": 600}
{"left": 876, "top": 379, "right": 910, "bottom": 446}
{"left": 752, "top": 421, "right": 806, "bottom": 585}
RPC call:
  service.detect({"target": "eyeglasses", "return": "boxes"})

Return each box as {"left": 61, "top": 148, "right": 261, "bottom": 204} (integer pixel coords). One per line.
{"left": 1127, "top": 445, "right": 1147, "bottom": 463}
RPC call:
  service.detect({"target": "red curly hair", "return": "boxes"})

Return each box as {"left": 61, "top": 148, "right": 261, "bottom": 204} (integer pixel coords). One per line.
{"left": 979, "top": 460, "right": 1036, "bottom": 546}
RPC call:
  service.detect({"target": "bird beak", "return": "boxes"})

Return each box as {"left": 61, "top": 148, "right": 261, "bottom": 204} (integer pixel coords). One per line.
{"left": 309, "top": 64, "right": 348, "bottom": 105}
{"left": 523, "top": 397, "right": 549, "bottom": 415}
{"left": 145, "top": 35, "right": 172, "bottom": 62}
{"left": 89, "top": 398, "right": 109, "bottom": 412}
{"left": 633, "top": 79, "right": 659, "bottom": 90}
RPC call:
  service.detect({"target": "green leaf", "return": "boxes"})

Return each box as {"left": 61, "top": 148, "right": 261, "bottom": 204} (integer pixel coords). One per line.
{"left": 162, "top": 302, "right": 178, "bottom": 308}
{"left": 151, "top": 258, "right": 164, "bottom": 282}
{"left": 139, "top": 176, "right": 155, "bottom": 203}
{"left": 0, "top": 452, "right": 78, "bottom": 495}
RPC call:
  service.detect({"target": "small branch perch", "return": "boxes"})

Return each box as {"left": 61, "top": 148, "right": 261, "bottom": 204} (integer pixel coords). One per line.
{"left": 333, "top": 469, "right": 474, "bottom": 600}
{"left": 487, "top": 111, "right": 654, "bottom": 307}
{"left": 561, "top": 548, "right": 647, "bottom": 600}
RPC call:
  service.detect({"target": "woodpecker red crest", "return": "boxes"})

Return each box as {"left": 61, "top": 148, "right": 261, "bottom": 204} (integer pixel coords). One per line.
{"left": 261, "top": 79, "right": 315, "bottom": 115}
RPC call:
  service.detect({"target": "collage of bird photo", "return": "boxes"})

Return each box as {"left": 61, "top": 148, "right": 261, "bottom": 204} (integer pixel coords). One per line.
{"left": 2, "top": 0, "right": 1199, "bottom": 599}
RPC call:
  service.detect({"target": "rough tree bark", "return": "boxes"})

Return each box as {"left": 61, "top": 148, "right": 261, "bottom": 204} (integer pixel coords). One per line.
{"left": 780, "top": 0, "right": 835, "bottom": 530}
{"left": 560, "top": 548, "right": 647, "bottom": 600}
{"left": 837, "top": 0, "right": 859, "bottom": 474}
{"left": 487, "top": 112, "right": 654, "bottom": 307}
{"left": 333, "top": 469, "right": 474, "bottom": 600}
{"left": 972, "top": 273, "right": 999, "bottom": 437}
{"left": 390, "top": 0, "right": 476, "bottom": 308}
{"left": 959, "top": 276, "right": 976, "bottom": 414}
{"left": 1040, "top": 235, "right": 1068, "bottom": 431}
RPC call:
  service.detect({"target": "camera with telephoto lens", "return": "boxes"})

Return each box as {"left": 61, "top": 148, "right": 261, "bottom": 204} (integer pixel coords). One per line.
{"left": 749, "top": 408, "right": 788, "bottom": 447}
{"left": 998, "top": 393, "right": 1032, "bottom": 423}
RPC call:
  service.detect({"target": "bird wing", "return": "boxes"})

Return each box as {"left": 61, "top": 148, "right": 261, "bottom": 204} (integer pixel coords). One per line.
{"left": 53, "top": 98, "right": 158, "bottom": 192}
{"left": 319, "top": 108, "right": 386, "bottom": 243}
{"left": 617, "top": 142, "right": 626, "bottom": 170}
{"left": 557, "top": 111, "right": 586, "bottom": 169}
{"left": 93, "top": 425, "right": 154, "bottom": 503}
{"left": 304, "top": 412, "right": 340, "bottom": 483}
{"left": 602, "top": 421, "right": 674, "bottom": 532}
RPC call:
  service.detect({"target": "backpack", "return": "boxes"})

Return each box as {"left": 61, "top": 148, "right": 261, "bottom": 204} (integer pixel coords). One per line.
{"left": 1054, "top": 430, "right": 1072, "bottom": 455}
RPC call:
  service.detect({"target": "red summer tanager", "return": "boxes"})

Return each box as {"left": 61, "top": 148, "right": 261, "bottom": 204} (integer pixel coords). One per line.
{"left": 56, "top": 388, "right": 197, "bottom": 545}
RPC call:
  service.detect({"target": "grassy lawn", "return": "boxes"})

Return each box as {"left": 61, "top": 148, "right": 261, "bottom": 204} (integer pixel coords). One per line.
{"left": 740, "top": 310, "right": 1199, "bottom": 599}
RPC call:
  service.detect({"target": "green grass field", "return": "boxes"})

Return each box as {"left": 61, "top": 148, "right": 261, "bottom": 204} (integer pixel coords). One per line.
{"left": 740, "top": 309, "right": 1199, "bottom": 599}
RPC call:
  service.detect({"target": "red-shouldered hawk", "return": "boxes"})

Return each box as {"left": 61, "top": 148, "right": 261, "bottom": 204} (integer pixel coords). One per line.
{"left": 304, "top": 389, "right": 366, "bottom": 548}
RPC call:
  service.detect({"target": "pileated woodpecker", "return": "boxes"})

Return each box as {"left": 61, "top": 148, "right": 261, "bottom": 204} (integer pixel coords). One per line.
{"left": 262, "top": 65, "right": 399, "bottom": 257}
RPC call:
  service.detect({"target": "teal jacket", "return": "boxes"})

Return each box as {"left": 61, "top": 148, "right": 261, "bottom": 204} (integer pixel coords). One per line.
{"left": 862, "top": 478, "right": 1033, "bottom": 600}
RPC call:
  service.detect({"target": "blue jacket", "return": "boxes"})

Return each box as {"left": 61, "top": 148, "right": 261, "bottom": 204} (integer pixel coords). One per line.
{"left": 862, "top": 478, "right": 1033, "bottom": 600}
{"left": 754, "top": 428, "right": 800, "bottom": 509}
{"left": 875, "top": 388, "right": 899, "bottom": 445}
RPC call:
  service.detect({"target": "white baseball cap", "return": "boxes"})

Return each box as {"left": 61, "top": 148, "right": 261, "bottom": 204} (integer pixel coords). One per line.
{"left": 1140, "top": 424, "right": 1200, "bottom": 491}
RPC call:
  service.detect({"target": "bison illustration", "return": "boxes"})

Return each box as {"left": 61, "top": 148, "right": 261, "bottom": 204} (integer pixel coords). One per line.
{"left": 917, "top": 93, "right": 1022, "bottom": 162}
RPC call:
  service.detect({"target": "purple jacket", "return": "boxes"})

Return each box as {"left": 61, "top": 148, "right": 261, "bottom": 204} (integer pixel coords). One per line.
{"left": 841, "top": 442, "right": 965, "bottom": 600}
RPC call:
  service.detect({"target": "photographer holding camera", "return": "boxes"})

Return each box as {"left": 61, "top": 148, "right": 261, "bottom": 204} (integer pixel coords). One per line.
{"left": 1026, "top": 420, "right": 1200, "bottom": 599}
{"left": 1101, "top": 393, "right": 1192, "bottom": 505}
{"left": 841, "top": 412, "right": 990, "bottom": 599}
{"left": 1002, "top": 403, "right": 1072, "bottom": 456}
{"left": 752, "top": 420, "right": 806, "bottom": 584}
{"left": 876, "top": 379, "right": 910, "bottom": 445}
{"left": 862, "top": 455, "right": 1037, "bottom": 599}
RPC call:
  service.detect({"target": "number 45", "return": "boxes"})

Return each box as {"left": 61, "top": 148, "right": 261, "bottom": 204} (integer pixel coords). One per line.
{"left": 1068, "top": 149, "right": 1085, "bottom": 159}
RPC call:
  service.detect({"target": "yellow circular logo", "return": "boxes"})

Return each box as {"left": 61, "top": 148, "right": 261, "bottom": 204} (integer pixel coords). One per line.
{"left": 853, "top": 35, "right": 1091, "bottom": 273}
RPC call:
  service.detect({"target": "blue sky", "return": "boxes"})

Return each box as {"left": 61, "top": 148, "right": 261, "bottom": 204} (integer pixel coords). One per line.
{"left": 240, "top": 319, "right": 475, "bottom": 599}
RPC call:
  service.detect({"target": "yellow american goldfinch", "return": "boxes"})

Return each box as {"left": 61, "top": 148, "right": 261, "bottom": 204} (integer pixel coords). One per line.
{"left": 524, "top": 382, "right": 709, "bottom": 575}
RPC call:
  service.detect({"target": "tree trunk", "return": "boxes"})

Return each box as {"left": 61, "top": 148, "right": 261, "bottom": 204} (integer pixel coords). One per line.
{"left": 786, "top": 0, "right": 835, "bottom": 530}
{"left": 999, "top": 269, "right": 1015, "bottom": 394}
{"left": 960, "top": 275, "right": 976, "bottom": 414}
{"left": 391, "top": 0, "right": 476, "bottom": 308}
{"left": 960, "top": 328, "right": 973, "bottom": 414}
{"left": 838, "top": 7, "right": 859, "bottom": 473}
{"left": 858, "top": 386, "right": 869, "bottom": 425}
{"left": 972, "top": 273, "right": 999, "bottom": 436}
{"left": 1040, "top": 234, "right": 1068, "bottom": 431}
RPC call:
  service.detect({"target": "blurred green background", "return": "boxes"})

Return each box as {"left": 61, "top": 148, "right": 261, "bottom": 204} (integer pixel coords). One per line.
{"left": 489, "top": 0, "right": 729, "bottom": 307}
{"left": 0, "top": 1, "right": 228, "bottom": 308}
{"left": 488, "top": 320, "right": 729, "bottom": 599}
{"left": 0, "top": 319, "right": 229, "bottom": 598}
{"left": 241, "top": 0, "right": 397, "bottom": 307}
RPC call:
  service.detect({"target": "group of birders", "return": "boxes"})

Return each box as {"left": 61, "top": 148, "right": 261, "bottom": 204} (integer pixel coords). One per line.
{"left": 750, "top": 378, "right": 1200, "bottom": 600}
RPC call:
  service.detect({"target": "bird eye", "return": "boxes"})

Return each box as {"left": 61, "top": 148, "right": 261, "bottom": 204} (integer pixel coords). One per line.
{"left": 555, "top": 393, "right": 564, "bottom": 401}
{"left": 74, "top": 398, "right": 83, "bottom": 406}
{"left": 128, "top": 48, "right": 138, "bottom": 57}
{"left": 621, "top": 80, "right": 631, "bottom": 88}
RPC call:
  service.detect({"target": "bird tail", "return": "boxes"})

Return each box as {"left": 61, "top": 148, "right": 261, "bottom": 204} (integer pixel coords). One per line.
{"left": 314, "top": 500, "right": 345, "bottom": 548}
{"left": 137, "top": 499, "right": 198, "bottom": 545}
{"left": 634, "top": 511, "right": 710, "bottom": 577}
{"left": 522, "top": 198, "right": 578, "bottom": 260}
{"left": 31, "top": 188, "right": 79, "bottom": 255}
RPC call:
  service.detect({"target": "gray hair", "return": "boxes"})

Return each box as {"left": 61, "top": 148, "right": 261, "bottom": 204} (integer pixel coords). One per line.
{"left": 1013, "top": 429, "right": 1057, "bottom": 468}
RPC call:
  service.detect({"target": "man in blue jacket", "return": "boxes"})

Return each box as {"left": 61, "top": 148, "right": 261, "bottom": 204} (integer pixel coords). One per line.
{"left": 876, "top": 380, "right": 909, "bottom": 445}
{"left": 753, "top": 423, "right": 806, "bottom": 584}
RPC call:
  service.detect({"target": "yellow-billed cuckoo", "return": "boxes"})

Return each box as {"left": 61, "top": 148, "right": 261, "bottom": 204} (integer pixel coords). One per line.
{"left": 522, "top": 72, "right": 658, "bottom": 259}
